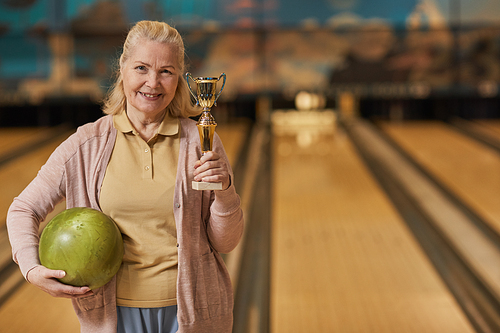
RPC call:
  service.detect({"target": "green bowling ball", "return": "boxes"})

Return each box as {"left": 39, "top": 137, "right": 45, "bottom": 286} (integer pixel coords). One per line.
{"left": 39, "top": 207, "right": 123, "bottom": 290}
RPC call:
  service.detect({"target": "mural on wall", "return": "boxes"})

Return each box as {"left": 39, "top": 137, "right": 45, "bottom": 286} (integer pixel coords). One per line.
{"left": 0, "top": 0, "right": 500, "bottom": 105}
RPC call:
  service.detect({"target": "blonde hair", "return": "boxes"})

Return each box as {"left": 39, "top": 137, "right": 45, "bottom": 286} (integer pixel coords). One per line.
{"left": 102, "top": 20, "right": 199, "bottom": 118}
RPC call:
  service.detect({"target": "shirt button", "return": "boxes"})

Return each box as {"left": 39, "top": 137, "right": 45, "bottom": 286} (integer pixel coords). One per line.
{"left": 145, "top": 148, "right": 149, "bottom": 153}
{"left": 145, "top": 166, "right": 150, "bottom": 171}
{"left": 175, "top": 203, "right": 180, "bottom": 208}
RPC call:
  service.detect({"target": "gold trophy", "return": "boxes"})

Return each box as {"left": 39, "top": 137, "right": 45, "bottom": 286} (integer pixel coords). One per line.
{"left": 186, "top": 72, "right": 226, "bottom": 190}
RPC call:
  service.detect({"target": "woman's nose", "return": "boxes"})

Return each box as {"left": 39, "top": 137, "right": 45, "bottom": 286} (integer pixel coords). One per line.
{"left": 146, "top": 72, "right": 160, "bottom": 88}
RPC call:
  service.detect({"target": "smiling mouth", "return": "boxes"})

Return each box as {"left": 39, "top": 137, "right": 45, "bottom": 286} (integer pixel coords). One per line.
{"left": 139, "top": 92, "right": 161, "bottom": 98}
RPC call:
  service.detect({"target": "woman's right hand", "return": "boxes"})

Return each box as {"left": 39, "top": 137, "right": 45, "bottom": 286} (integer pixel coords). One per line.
{"left": 27, "top": 265, "right": 93, "bottom": 299}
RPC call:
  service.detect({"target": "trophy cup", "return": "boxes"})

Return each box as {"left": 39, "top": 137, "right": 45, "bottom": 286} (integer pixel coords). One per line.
{"left": 186, "top": 72, "right": 226, "bottom": 190}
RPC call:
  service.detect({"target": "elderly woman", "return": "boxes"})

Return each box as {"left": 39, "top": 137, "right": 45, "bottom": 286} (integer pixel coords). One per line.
{"left": 7, "top": 20, "right": 244, "bottom": 333}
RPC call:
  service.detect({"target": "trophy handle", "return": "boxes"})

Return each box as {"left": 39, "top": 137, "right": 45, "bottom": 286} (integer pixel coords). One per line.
{"left": 185, "top": 72, "right": 198, "bottom": 105}
{"left": 214, "top": 73, "right": 226, "bottom": 106}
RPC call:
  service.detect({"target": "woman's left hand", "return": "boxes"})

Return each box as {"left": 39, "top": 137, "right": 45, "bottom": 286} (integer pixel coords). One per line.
{"left": 193, "top": 151, "right": 230, "bottom": 190}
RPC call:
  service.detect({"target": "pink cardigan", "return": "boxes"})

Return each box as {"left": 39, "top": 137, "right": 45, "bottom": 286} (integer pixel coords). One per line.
{"left": 7, "top": 115, "right": 244, "bottom": 333}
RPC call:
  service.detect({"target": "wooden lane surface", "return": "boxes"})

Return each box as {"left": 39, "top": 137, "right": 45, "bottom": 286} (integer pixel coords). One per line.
{"left": 0, "top": 132, "right": 72, "bottom": 229}
{"left": 475, "top": 119, "right": 500, "bottom": 138}
{"left": 216, "top": 121, "right": 249, "bottom": 167}
{"left": 0, "top": 122, "right": 249, "bottom": 333}
{"left": 0, "top": 129, "right": 74, "bottom": 332}
{"left": 0, "top": 282, "right": 80, "bottom": 333}
{"left": 0, "top": 127, "right": 55, "bottom": 157}
{"left": 379, "top": 121, "right": 500, "bottom": 236}
{"left": 271, "top": 115, "right": 474, "bottom": 332}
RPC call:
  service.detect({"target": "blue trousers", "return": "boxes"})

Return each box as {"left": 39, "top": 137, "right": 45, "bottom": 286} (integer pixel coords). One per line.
{"left": 117, "top": 305, "right": 178, "bottom": 333}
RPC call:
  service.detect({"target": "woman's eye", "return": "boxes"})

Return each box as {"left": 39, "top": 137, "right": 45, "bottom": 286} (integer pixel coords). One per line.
{"left": 135, "top": 66, "right": 147, "bottom": 72}
{"left": 161, "top": 69, "right": 172, "bottom": 74}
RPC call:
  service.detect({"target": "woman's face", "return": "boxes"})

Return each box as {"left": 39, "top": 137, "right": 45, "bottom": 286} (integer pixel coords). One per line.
{"left": 122, "top": 38, "right": 179, "bottom": 119}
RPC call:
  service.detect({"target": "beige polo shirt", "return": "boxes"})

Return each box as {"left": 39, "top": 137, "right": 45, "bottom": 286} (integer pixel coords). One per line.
{"left": 99, "top": 111, "right": 180, "bottom": 308}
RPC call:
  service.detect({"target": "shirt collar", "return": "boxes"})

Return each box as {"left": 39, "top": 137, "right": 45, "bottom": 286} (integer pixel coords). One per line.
{"left": 113, "top": 110, "right": 179, "bottom": 136}
{"left": 157, "top": 112, "right": 180, "bottom": 136}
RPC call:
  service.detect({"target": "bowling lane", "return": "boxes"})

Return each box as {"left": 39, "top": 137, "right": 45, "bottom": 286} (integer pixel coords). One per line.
{"left": 0, "top": 283, "right": 80, "bottom": 332}
{"left": 0, "top": 122, "right": 250, "bottom": 333}
{"left": 378, "top": 121, "right": 500, "bottom": 236}
{"left": 271, "top": 111, "right": 474, "bottom": 332}
{"left": 475, "top": 119, "right": 500, "bottom": 139}
{"left": 0, "top": 127, "right": 54, "bottom": 157}
{"left": 0, "top": 129, "right": 74, "bottom": 332}
{"left": 216, "top": 121, "right": 250, "bottom": 166}
{"left": 0, "top": 131, "right": 72, "bottom": 228}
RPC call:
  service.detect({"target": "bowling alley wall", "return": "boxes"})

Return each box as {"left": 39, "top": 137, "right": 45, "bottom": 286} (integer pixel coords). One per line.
{"left": 0, "top": 0, "right": 500, "bottom": 125}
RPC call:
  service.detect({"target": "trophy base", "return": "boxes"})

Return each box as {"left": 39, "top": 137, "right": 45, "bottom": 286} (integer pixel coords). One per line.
{"left": 192, "top": 181, "right": 223, "bottom": 191}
